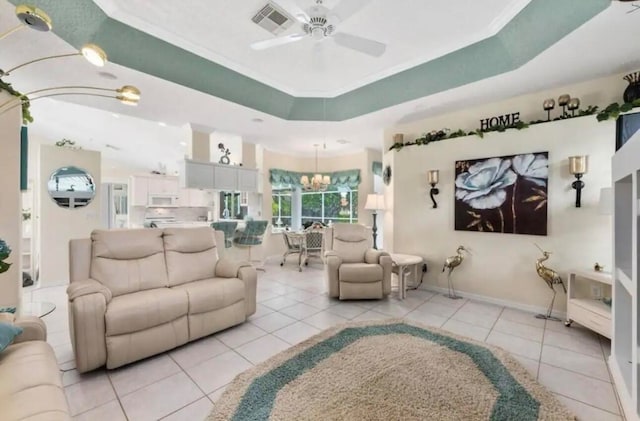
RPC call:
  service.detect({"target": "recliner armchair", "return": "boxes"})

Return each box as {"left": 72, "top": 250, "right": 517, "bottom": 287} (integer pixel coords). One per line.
{"left": 324, "top": 223, "right": 392, "bottom": 300}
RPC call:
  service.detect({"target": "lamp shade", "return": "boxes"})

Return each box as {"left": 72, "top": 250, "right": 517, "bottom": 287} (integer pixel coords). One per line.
{"left": 598, "top": 187, "right": 612, "bottom": 215}
{"left": 569, "top": 155, "right": 588, "bottom": 175}
{"left": 364, "top": 194, "right": 385, "bottom": 211}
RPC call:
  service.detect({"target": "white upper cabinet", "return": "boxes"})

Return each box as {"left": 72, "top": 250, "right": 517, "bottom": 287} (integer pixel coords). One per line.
{"left": 131, "top": 176, "right": 149, "bottom": 206}
{"left": 238, "top": 168, "right": 258, "bottom": 192}
{"left": 183, "top": 161, "right": 215, "bottom": 189}
{"left": 130, "top": 175, "right": 180, "bottom": 206}
{"left": 147, "top": 176, "right": 179, "bottom": 195}
{"left": 214, "top": 165, "right": 238, "bottom": 191}
{"left": 182, "top": 160, "right": 258, "bottom": 192}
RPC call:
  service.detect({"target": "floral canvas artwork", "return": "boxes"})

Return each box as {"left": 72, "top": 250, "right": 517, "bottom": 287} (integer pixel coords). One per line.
{"left": 454, "top": 152, "right": 548, "bottom": 236}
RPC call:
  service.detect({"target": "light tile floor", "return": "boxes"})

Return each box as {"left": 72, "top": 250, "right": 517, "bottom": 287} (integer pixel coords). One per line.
{"left": 24, "top": 263, "right": 623, "bottom": 421}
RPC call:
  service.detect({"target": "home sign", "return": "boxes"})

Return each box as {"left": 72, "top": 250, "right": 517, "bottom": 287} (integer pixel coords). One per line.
{"left": 480, "top": 112, "right": 521, "bottom": 131}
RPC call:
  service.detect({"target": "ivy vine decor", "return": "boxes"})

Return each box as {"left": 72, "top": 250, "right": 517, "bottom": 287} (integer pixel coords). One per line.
{"left": 389, "top": 103, "right": 601, "bottom": 151}
{"left": 0, "top": 238, "right": 11, "bottom": 274}
{"left": 0, "top": 78, "right": 33, "bottom": 124}
{"left": 596, "top": 99, "right": 640, "bottom": 122}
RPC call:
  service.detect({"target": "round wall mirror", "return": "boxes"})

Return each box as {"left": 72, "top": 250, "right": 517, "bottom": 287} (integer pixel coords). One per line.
{"left": 47, "top": 166, "right": 96, "bottom": 209}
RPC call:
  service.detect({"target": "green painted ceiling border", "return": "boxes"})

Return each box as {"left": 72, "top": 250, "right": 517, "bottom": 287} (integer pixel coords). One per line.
{"left": 10, "top": 0, "right": 609, "bottom": 121}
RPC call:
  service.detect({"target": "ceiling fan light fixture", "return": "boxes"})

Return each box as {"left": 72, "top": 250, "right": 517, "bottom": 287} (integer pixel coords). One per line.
{"left": 81, "top": 43, "right": 108, "bottom": 67}
{"left": 15, "top": 4, "right": 52, "bottom": 32}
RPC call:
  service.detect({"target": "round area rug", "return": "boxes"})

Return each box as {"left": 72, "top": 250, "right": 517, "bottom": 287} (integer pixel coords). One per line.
{"left": 208, "top": 320, "right": 575, "bottom": 421}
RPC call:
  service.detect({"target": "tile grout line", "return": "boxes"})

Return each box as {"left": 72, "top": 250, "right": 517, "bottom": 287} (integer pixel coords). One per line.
{"left": 553, "top": 390, "right": 623, "bottom": 417}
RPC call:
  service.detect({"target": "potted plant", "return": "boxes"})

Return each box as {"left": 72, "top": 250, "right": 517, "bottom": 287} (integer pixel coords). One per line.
{"left": 0, "top": 238, "right": 11, "bottom": 274}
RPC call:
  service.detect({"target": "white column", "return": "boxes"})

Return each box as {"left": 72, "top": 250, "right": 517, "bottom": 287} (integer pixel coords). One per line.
{"left": 0, "top": 92, "right": 23, "bottom": 309}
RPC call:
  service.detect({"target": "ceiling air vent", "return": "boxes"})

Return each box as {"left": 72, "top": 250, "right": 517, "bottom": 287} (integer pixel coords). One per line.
{"left": 252, "top": 3, "right": 294, "bottom": 35}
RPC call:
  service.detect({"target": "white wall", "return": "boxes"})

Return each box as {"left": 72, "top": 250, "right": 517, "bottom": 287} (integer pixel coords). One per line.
{"left": 0, "top": 92, "right": 23, "bottom": 308}
{"left": 38, "top": 145, "right": 102, "bottom": 285}
{"left": 387, "top": 116, "right": 614, "bottom": 312}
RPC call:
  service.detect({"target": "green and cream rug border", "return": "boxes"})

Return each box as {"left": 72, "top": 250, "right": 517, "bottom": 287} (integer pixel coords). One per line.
{"left": 208, "top": 319, "right": 575, "bottom": 420}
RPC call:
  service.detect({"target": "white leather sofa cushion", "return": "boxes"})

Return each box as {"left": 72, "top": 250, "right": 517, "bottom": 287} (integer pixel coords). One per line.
{"left": 339, "top": 263, "right": 383, "bottom": 282}
{"left": 164, "top": 227, "right": 218, "bottom": 286}
{"left": 173, "top": 277, "right": 245, "bottom": 314}
{"left": 0, "top": 341, "right": 69, "bottom": 421}
{"left": 91, "top": 229, "right": 168, "bottom": 297}
{"left": 105, "top": 288, "right": 188, "bottom": 336}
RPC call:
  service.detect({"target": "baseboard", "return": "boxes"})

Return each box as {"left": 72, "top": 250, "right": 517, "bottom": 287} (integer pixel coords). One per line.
{"left": 608, "top": 354, "right": 636, "bottom": 421}
{"left": 419, "top": 284, "right": 567, "bottom": 320}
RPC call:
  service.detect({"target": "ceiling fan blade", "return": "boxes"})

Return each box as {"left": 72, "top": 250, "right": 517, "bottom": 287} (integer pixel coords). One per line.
{"left": 250, "top": 33, "right": 305, "bottom": 50}
{"left": 328, "top": 0, "right": 369, "bottom": 23}
{"left": 333, "top": 32, "right": 386, "bottom": 57}
{"left": 274, "top": 0, "right": 310, "bottom": 23}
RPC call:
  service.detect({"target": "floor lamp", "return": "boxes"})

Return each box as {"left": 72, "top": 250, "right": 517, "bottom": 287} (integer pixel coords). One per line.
{"left": 364, "top": 194, "right": 385, "bottom": 249}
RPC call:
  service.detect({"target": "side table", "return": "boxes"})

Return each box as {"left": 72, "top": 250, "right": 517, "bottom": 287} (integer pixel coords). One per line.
{"left": 565, "top": 269, "right": 612, "bottom": 338}
{"left": 390, "top": 253, "right": 423, "bottom": 300}
{"left": 21, "top": 301, "right": 56, "bottom": 318}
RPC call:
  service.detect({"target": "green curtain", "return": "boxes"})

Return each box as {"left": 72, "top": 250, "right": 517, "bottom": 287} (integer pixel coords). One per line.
{"left": 372, "top": 161, "right": 382, "bottom": 177}
{"left": 20, "top": 126, "right": 28, "bottom": 191}
{"left": 269, "top": 168, "right": 360, "bottom": 189}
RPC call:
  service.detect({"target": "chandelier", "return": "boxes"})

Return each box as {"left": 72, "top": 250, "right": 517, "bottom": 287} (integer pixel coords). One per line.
{"left": 301, "top": 144, "right": 330, "bottom": 191}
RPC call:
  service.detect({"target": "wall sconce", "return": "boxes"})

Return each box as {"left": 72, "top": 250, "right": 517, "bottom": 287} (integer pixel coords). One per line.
{"left": 427, "top": 170, "right": 439, "bottom": 208}
{"left": 569, "top": 156, "right": 588, "bottom": 208}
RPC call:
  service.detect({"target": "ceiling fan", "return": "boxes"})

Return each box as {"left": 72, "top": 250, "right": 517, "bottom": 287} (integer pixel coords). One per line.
{"left": 250, "top": 0, "right": 386, "bottom": 57}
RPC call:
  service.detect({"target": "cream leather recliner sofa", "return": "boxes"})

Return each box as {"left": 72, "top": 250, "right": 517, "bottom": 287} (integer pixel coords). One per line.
{"left": 324, "top": 223, "right": 392, "bottom": 300}
{"left": 0, "top": 316, "right": 71, "bottom": 420}
{"left": 67, "top": 227, "right": 257, "bottom": 373}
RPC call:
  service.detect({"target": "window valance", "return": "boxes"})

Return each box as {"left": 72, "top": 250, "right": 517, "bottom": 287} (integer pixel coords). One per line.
{"left": 269, "top": 168, "right": 360, "bottom": 189}
{"left": 372, "top": 161, "right": 382, "bottom": 177}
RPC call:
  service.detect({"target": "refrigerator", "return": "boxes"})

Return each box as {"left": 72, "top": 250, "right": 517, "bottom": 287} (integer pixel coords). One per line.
{"left": 101, "top": 183, "right": 128, "bottom": 229}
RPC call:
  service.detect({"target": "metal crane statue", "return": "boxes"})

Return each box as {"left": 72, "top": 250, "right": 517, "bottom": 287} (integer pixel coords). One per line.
{"left": 442, "top": 245, "right": 469, "bottom": 299}
{"left": 534, "top": 244, "right": 567, "bottom": 321}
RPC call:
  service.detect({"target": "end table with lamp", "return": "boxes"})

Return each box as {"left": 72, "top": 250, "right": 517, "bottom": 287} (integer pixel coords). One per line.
{"left": 364, "top": 194, "right": 385, "bottom": 249}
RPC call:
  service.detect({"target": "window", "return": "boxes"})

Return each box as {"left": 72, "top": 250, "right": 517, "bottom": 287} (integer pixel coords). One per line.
{"left": 301, "top": 188, "right": 358, "bottom": 226}
{"left": 272, "top": 188, "right": 292, "bottom": 228}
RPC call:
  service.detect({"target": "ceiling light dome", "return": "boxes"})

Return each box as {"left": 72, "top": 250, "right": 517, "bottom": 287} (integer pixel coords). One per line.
{"left": 81, "top": 43, "right": 108, "bottom": 67}
{"left": 15, "top": 4, "right": 52, "bottom": 32}
{"left": 117, "top": 85, "right": 141, "bottom": 101}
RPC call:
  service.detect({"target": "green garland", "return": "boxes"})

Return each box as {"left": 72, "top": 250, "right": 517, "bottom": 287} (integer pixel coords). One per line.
{"left": 389, "top": 104, "right": 605, "bottom": 152}
{"left": 596, "top": 99, "right": 640, "bottom": 121}
{"left": 0, "top": 78, "right": 33, "bottom": 124}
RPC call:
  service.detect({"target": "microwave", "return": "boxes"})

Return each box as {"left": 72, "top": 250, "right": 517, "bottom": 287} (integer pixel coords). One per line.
{"left": 147, "top": 194, "right": 179, "bottom": 207}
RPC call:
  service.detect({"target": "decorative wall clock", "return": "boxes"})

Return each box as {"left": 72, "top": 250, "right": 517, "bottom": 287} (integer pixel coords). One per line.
{"left": 383, "top": 165, "right": 392, "bottom": 185}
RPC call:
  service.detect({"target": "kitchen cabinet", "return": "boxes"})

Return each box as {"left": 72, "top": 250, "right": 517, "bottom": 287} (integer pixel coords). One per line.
{"left": 147, "top": 176, "right": 179, "bottom": 195}
{"left": 130, "top": 175, "right": 180, "bottom": 206}
{"left": 184, "top": 161, "right": 214, "bottom": 189}
{"left": 179, "top": 189, "right": 214, "bottom": 207}
{"left": 214, "top": 165, "right": 237, "bottom": 191}
{"left": 238, "top": 168, "right": 258, "bottom": 191}
{"left": 182, "top": 160, "right": 259, "bottom": 192}
{"left": 131, "top": 177, "right": 149, "bottom": 206}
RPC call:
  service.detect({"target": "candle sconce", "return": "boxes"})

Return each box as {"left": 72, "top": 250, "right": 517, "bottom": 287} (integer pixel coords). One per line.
{"left": 558, "top": 94, "right": 571, "bottom": 116}
{"left": 428, "top": 170, "right": 439, "bottom": 209}
{"left": 569, "top": 156, "right": 588, "bottom": 208}
{"left": 543, "top": 98, "right": 555, "bottom": 121}
{"left": 567, "top": 98, "right": 580, "bottom": 116}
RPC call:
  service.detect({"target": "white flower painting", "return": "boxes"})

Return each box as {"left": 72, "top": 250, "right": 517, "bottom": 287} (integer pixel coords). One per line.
{"left": 455, "top": 152, "right": 549, "bottom": 236}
